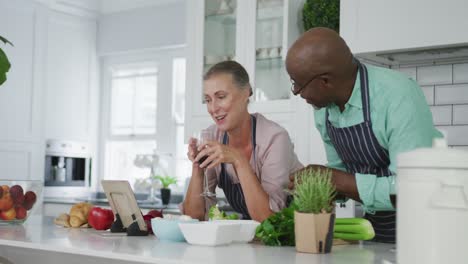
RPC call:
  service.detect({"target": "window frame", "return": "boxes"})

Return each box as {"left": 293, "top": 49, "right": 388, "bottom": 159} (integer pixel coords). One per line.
{"left": 97, "top": 47, "right": 187, "bottom": 194}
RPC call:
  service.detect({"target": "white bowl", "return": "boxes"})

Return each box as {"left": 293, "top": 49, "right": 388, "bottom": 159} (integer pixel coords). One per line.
{"left": 178, "top": 221, "right": 240, "bottom": 246}
{"left": 213, "top": 220, "right": 260, "bottom": 242}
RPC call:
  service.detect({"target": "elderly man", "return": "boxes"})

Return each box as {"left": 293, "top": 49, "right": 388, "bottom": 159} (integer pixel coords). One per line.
{"left": 286, "top": 27, "right": 441, "bottom": 243}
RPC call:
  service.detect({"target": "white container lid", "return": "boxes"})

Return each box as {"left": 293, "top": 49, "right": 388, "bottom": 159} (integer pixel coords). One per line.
{"left": 398, "top": 138, "right": 468, "bottom": 169}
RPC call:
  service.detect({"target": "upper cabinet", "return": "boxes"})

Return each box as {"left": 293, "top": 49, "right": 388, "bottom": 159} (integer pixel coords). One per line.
{"left": 44, "top": 11, "right": 99, "bottom": 143}
{"left": 340, "top": 0, "right": 468, "bottom": 57}
{"left": 185, "top": 0, "right": 322, "bottom": 164}
{"left": 186, "top": 0, "right": 304, "bottom": 131}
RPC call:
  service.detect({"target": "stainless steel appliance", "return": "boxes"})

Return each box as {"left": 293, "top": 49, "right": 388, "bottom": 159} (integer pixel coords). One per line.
{"left": 44, "top": 140, "right": 91, "bottom": 190}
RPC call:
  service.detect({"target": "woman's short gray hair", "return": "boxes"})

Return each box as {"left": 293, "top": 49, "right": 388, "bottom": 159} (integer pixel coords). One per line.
{"left": 203, "top": 61, "right": 252, "bottom": 95}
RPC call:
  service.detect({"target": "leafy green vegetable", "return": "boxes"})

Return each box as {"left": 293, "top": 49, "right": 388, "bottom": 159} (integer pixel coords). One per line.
{"left": 208, "top": 205, "right": 239, "bottom": 220}
{"left": 256, "top": 204, "right": 375, "bottom": 246}
{"left": 255, "top": 203, "right": 297, "bottom": 246}
{"left": 334, "top": 218, "right": 375, "bottom": 241}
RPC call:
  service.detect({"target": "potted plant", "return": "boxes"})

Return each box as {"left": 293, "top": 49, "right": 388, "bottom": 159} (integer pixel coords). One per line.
{"left": 290, "top": 168, "right": 336, "bottom": 254}
{"left": 302, "top": 0, "right": 340, "bottom": 33}
{"left": 0, "top": 36, "right": 13, "bottom": 86}
{"left": 154, "top": 175, "right": 177, "bottom": 205}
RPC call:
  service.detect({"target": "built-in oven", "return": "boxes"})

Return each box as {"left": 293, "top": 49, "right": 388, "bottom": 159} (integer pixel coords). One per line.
{"left": 44, "top": 139, "right": 92, "bottom": 198}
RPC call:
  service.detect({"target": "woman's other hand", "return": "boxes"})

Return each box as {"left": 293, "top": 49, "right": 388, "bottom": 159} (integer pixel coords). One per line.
{"left": 195, "top": 140, "right": 246, "bottom": 169}
{"left": 187, "top": 137, "right": 199, "bottom": 163}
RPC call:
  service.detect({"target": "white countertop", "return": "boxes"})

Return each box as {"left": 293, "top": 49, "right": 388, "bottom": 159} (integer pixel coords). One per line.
{"left": 0, "top": 216, "right": 396, "bottom": 264}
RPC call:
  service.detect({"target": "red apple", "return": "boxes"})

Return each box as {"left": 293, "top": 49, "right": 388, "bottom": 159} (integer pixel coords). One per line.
{"left": 0, "top": 192, "right": 14, "bottom": 211}
{"left": 146, "top": 209, "right": 163, "bottom": 218}
{"left": 10, "top": 185, "right": 24, "bottom": 205}
{"left": 23, "top": 191, "right": 37, "bottom": 210}
{"left": 0, "top": 187, "right": 3, "bottom": 199}
{"left": 88, "top": 207, "right": 114, "bottom": 230}
{"left": 0, "top": 207, "right": 16, "bottom": 220}
{"left": 1, "top": 185, "right": 9, "bottom": 192}
{"left": 15, "top": 205, "right": 27, "bottom": 220}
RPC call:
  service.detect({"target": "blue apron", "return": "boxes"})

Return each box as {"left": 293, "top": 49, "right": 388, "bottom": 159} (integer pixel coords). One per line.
{"left": 325, "top": 60, "right": 396, "bottom": 243}
{"left": 218, "top": 115, "right": 257, "bottom": 220}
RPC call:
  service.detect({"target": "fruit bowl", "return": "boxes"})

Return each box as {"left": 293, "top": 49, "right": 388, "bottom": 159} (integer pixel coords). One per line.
{"left": 0, "top": 180, "right": 42, "bottom": 225}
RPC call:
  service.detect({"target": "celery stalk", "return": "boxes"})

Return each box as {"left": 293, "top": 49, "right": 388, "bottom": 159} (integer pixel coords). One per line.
{"left": 333, "top": 218, "right": 375, "bottom": 241}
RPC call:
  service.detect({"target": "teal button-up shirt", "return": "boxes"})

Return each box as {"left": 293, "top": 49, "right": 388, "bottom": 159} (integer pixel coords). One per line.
{"left": 314, "top": 64, "right": 442, "bottom": 212}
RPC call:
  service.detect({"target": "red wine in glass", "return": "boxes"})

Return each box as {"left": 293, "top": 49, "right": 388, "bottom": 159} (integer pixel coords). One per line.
{"left": 199, "top": 155, "right": 208, "bottom": 164}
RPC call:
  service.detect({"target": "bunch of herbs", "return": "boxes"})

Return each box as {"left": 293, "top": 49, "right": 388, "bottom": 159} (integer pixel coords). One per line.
{"left": 292, "top": 168, "right": 336, "bottom": 214}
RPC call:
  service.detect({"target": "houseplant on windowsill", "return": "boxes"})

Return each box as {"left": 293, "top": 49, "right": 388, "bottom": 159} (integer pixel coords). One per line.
{"left": 290, "top": 168, "right": 336, "bottom": 254}
{"left": 154, "top": 175, "right": 177, "bottom": 205}
{"left": 0, "top": 36, "right": 13, "bottom": 86}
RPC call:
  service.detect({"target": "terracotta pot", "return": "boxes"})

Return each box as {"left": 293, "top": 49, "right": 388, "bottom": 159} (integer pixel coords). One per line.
{"left": 294, "top": 211, "right": 335, "bottom": 254}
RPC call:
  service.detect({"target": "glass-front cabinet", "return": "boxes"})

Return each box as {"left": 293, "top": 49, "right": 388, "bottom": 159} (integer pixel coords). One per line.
{"left": 186, "top": 0, "right": 305, "bottom": 138}
{"left": 204, "top": 0, "right": 237, "bottom": 74}
{"left": 254, "top": 0, "right": 290, "bottom": 102}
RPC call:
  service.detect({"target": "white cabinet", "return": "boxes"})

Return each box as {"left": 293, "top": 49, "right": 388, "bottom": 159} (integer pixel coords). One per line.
{"left": 340, "top": 0, "right": 468, "bottom": 54}
{"left": 0, "top": 0, "right": 47, "bottom": 180}
{"left": 44, "top": 11, "right": 98, "bottom": 143}
{"left": 185, "top": 0, "right": 325, "bottom": 164}
{"left": 0, "top": 0, "right": 99, "bottom": 181}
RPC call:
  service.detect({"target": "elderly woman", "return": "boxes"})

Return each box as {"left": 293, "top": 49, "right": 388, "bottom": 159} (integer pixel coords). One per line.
{"left": 182, "top": 61, "right": 303, "bottom": 222}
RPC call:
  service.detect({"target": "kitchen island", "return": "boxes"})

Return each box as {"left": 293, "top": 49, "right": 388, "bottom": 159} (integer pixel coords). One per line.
{"left": 0, "top": 216, "right": 395, "bottom": 264}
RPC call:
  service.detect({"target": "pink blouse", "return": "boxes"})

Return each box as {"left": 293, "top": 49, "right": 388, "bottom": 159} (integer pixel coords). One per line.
{"left": 201, "top": 113, "right": 303, "bottom": 214}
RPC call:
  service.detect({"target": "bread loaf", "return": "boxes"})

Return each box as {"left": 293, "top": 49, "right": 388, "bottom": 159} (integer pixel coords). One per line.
{"left": 69, "top": 202, "right": 93, "bottom": 227}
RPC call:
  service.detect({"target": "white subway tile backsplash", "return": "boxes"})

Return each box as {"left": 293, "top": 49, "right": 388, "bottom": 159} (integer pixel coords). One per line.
{"left": 453, "top": 105, "right": 468, "bottom": 125}
{"left": 421, "top": 85, "right": 434, "bottom": 105}
{"left": 417, "top": 64, "right": 452, "bottom": 85}
{"left": 430, "top": 105, "right": 452, "bottom": 125}
{"left": 453, "top": 63, "right": 468, "bottom": 83}
{"left": 436, "top": 125, "right": 468, "bottom": 146}
{"left": 397, "top": 67, "right": 417, "bottom": 80}
{"left": 435, "top": 84, "right": 468, "bottom": 105}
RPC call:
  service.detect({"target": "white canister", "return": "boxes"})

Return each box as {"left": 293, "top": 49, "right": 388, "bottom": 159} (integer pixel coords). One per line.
{"left": 397, "top": 138, "right": 468, "bottom": 264}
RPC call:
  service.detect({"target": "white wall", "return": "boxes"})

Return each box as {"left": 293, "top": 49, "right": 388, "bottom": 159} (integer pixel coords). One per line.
{"left": 97, "top": 1, "right": 186, "bottom": 55}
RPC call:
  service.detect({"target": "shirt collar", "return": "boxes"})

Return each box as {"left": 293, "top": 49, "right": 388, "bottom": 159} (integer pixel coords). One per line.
{"left": 344, "top": 68, "right": 363, "bottom": 110}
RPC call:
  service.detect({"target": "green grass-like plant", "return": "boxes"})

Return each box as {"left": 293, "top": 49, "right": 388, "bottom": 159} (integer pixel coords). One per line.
{"left": 153, "top": 175, "right": 177, "bottom": 189}
{"left": 291, "top": 168, "right": 336, "bottom": 214}
{"left": 303, "top": 0, "right": 340, "bottom": 33}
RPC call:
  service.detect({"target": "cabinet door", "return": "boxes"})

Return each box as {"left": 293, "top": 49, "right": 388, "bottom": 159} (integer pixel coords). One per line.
{"left": 44, "top": 11, "right": 98, "bottom": 142}
{"left": 253, "top": 0, "right": 290, "bottom": 102}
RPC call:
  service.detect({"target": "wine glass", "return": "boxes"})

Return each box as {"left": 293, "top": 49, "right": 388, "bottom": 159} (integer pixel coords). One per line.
{"left": 193, "top": 129, "right": 216, "bottom": 197}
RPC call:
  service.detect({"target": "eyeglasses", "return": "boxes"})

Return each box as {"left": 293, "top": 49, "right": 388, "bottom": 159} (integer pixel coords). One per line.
{"left": 290, "top": 73, "right": 326, "bottom": 96}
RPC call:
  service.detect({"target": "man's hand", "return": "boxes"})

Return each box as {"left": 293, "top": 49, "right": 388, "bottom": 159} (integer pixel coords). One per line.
{"left": 288, "top": 164, "right": 328, "bottom": 190}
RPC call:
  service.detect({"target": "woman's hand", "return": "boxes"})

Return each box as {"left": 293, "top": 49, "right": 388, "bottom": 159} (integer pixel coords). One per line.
{"left": 195, "top": 140, "right": 247, "bottom": 169}
{"left": 187, "top": 137, "right": 199, "bottom": 164}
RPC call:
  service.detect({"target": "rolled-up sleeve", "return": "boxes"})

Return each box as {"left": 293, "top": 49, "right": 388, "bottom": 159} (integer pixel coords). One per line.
{"left": 260, "top": 130, "right": 303, "bottom": 212}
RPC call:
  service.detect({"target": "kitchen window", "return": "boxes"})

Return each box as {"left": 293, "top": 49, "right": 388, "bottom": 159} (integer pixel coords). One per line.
{"left": 100, "top": 50, "right": 190, "bottom": 195}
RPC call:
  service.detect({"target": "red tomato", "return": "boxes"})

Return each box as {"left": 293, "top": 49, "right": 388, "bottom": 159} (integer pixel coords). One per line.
{"left": 88, "top": 207, "right": 114, "bottom": 230}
